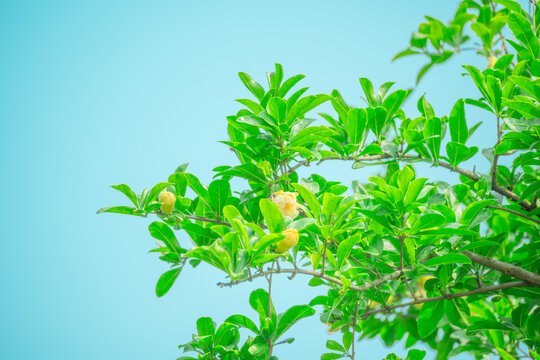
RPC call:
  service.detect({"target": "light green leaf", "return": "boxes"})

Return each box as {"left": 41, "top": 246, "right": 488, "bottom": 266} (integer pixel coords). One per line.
{"left": 111, "top": 184, "right": 139, "bottom": 208}
{"left": 156, "top": 267, "right": 182, "bottom": 297}
{"left": 259, "top": 198, "right": 283, "bottom": 232}
{"left": 276, "top": 305, "right": 315, "bottom": 339}
{"left": 225, "top": 314, "right": 259, "bottom": 334}
{"left": 448, "top": 99, "right": 468, "bottom": 144}
{"left": 344, "top": 108, "right": 367, "bottom": 145}
{"left": 239, "top": 72, "right": 265, "bottom": 101}
{"left": 292, "top": 183, "right": 321, "bottom": 219}
{"left": 149, "top": 222, "right": 183, "bottom": 256}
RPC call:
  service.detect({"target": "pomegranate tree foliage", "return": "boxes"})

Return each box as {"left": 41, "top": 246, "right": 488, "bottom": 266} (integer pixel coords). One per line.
{"left": 99, "top": 1, "right": 540, "bottom": 359}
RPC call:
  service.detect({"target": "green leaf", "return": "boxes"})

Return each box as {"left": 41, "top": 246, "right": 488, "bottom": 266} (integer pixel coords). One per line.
{"left": 223, "top": 205, "right": 244, "bottom": 224}
{"left": 463, "top": 65, "right": 490, "bottom": 105}
{"left": 397, "top": 166, "right": 415, "bottom": 193}
{"left": 344, "top": 108, "right": 367, "bottom": 145}
{"left": 460, "top": 199, "right": 495, "bottom": 227}
{"left": 406, "top": 349, "right": 427, "bottom": 360}
{"left": 382, "top": 89, "right": 408, "bottom": 121}
{"left": 508, "top": 13, "right": 539, "bottom": 58}
{"left": 336, "top": 235, "right": 360, "bottom": 270}
{"left": 367, "top": 106, "right": 388, "bottom": 140}
{"left": 259, "top": 198, "right": 283, "bottom": 233}
{"left": 446, "top": 141, "right": 478, "bottom": 169}
{"left": 289, "top": 218, "right": 316, "bottom": 230}
{"left": 149, "top": 222, "right": 183, "bottom": 256}
{"left": 418, "top": 300, "right": 444, "bottom": 338}
{"left": 321, "top": 353, "right": 345, "bottom": 360}
{"left": 325, "top": 340, "right": 346, "bottom": 352}
{"left": 218, "top": 164, "right": 267, "bottom": 184}
{"left": 214, "top": 322, "right": 240, "bottom": 347}
{"left": 404, "top": 178, "right": 428, "bottom": 204}
{"left": 448, "top": 99, "right": 468, "bottom": 144}
{"left": 403, "top": 237, "right": 416, "bottom": 265}
{"left": 419, "top": 228, "right": 478, "bottom": 236}
{"left": 503, "top": 98, "right": 540, "bottom": 119}
{"left": 424, "top": 253, "right": 472, "bottom": 266}
{"left": 292, "top": 183, "right": 321, "bottom": 219}
{"left": 144, "top": 182, "right": 171, "bottom": 209}
{"left": 343, "top": 332, "right": 353, "bottom": 351}
{"left": 466, "top": 320, "right": 515, "bottom": 335}
{"left": 168, "top": 172, "right": 187, "bottom": 197}
{"left": 411, "top": 213, "right": 446, "bottom": 233}
{"left": 530, "top": 350, "right": 540, "bottom": 360}
{"left": 496, "top": 347, "right": 517, "bottom": 360}
{"left": 423, "top": 117, "right": 442, "bottom": 164}
{"left": 185, "top": 174, "right": 212, "bottom": 210}
{"left": 290, "top": 126, "right": 335, "bottom": 147}
{"left": 96, "top": 206, "right": 141, "bottom": 216}
{"left": 444, "top": 298, "right": 470, "bottom": 328}
{"left": 359, "top": 78, "right": 378, "bottom": 106}
{"left": 276, "top": 305, "right": 315, "bottom": 339}
{"left": 208, "top": 179, "right": 231, "bottom": 218}
{"left": 197, "top": 316, "right": 216, "bottom": 336}
{"left": 239, "top": 72, "right": 265, "bottom": 101}
{"left": 249, "top": 288, "right": 276, "bottom": 320}
{"left": 111, "top": 184, "right": 139, "bottom": 207}
{"left": 225, "top": 314, "right": 259, "bottom": 334}
{"left": 286, "top": 94, "right": 332, "bottom": 124}
{"left": 278, "top": 74, "right": 305, "bottom": 98}
{"left": 236, "top": 98, "right": 265, "bottom": 114}
{"left": 510, "top": 76, "right": 540, "bottom": 102}
{"left": 156, "top": 267, "right": 182, "bottom": 297}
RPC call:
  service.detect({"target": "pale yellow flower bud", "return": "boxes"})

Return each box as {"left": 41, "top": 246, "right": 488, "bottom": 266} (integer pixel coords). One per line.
{"left": 271, "top": 190, "right": 299, "bottom": 218}
{"left": 488, "top": 55, "right": 497, "bottom": 69}
{"left": 158, "top": 191, "right": 176, "bottom": 214}
{"left": 275, "top": 228, "right": 299, "bottom": 253}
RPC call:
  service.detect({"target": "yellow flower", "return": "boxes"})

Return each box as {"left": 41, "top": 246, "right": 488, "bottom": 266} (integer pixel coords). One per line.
{"left": 158, "top": 191, "right": 176, "bottom": 214}
{"left": 275, "top": 229, "right": 299, "bottom": 253}
{"left": 488, "top": 55, "right": 497, "bottom": 69}
{"left": 271, "top": 190, "right": 299, "bottom": 218}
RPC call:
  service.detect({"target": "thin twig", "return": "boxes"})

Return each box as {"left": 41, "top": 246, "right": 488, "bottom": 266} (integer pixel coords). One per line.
{"left": 486, "top": 205, "right": 540, "bottom": 225}
{"left": 321, "top": 239, "right": 328, "bottom": 276}
{"left": 360, "top": 281, "right": 533, "bottom": 319}
{"left": 217, "top": 267, "right": 409, "bottom": 292}
{"left": 351, "top": 302, "right": 358, "bottom": 360}
{"left": 402, "top": 277, "right": 418, "bottom": 301}
{"left": 288, "top": 153, "right": 535, "bottom": 211}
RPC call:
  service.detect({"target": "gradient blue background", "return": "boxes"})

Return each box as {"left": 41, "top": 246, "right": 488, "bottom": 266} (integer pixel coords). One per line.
{"left": 1, "top": 0, "right": 515, "bottom": 359}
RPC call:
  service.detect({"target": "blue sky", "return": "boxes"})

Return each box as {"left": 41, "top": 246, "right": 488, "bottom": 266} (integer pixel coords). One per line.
{"left": 0, "top": 0, "right": 510, "bottom": 359}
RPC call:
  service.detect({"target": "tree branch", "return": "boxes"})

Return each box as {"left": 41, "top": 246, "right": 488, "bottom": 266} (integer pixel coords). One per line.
{"left": 289, "top": 153, "right": 535, "bottom": 212}
{"left": 217, "top": 267, "right": 408, "bottom": 292}
{"left": 486, "top": 205, "right": 540, "bottom": 225}
{"left": 462, "top": 251, "right": 540, "bottom": 286}
{"left": 184, "top": 215, "right": 231, "bottom": 226}
{"left": 360, "top": 281, "right": 533, "bottom": 318}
